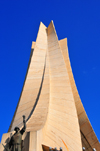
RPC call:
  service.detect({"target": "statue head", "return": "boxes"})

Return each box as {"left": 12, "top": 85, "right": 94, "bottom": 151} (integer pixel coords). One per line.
{"left": 14, "top": 127, "right": 20, "bottom": 133}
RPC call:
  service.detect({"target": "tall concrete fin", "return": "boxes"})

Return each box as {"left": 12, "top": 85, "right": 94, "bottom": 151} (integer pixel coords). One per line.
{"left": 9, "top": 22, "right": 47, "bottom": 132}
{"left": 59, "top": 38, "right": 100, "bottom": 150}
{"left": 38, "top": 21, "right": 82, "bottom": 151}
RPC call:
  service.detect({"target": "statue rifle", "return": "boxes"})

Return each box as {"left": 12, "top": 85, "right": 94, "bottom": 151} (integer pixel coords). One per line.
{"left": 2, "top": 144, "right": 9, "bottom": 151}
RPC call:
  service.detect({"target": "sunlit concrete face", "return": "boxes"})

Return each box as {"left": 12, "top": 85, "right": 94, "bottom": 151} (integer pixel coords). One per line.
{"left": 0, "top": 21, "right": 100, "bottom": 151}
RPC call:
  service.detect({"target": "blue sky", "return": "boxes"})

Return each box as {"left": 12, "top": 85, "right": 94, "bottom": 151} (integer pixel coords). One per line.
{"left": 0, "top": 0, "right": 100, "bottom": 142}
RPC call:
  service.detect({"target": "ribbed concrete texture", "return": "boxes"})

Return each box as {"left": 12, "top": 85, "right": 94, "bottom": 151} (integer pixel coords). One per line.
{"left": 0, "top": 21, "right": 100, "bottom": 151}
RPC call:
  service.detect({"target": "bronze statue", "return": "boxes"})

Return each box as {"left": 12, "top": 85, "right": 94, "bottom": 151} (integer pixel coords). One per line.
{"left": 8, "top": 115, "right": 26, "bottom": 151}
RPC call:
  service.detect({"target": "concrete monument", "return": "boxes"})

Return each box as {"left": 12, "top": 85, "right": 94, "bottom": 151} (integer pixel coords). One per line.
{"left": 0, "top": 21, "right": 100, "bottom": 151}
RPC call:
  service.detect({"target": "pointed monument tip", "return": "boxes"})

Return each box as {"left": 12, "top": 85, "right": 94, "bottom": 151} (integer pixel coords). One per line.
{"left": 50, "top": 20, "right": 54, "bottom": 25}
{"left": 40, "top": 21, "right": 43, "bottom": 24}
{"left": 47, "top": 20, "right": 55, "bottom": 29}
{"left": 39, "top": 21, "right": 47, "bottom": 28}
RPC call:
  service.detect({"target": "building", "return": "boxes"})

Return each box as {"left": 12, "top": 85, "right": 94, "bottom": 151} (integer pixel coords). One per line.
{"left": 0, "top": 21, "right": 100, "bottom": 151}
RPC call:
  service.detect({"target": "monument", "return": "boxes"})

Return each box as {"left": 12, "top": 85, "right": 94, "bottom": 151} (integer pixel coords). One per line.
{"left": 0, "top": 21, "right": 100, "bottom": 151}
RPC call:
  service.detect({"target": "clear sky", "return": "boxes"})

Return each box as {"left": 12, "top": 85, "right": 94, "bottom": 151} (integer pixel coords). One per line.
{"left": 0, "top": 0, "right": 100, "bottom": 142}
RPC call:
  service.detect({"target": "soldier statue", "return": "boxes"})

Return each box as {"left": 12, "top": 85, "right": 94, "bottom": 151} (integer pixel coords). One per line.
{"left": 8, "top": 115, "right": 26, "bottom": 151}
